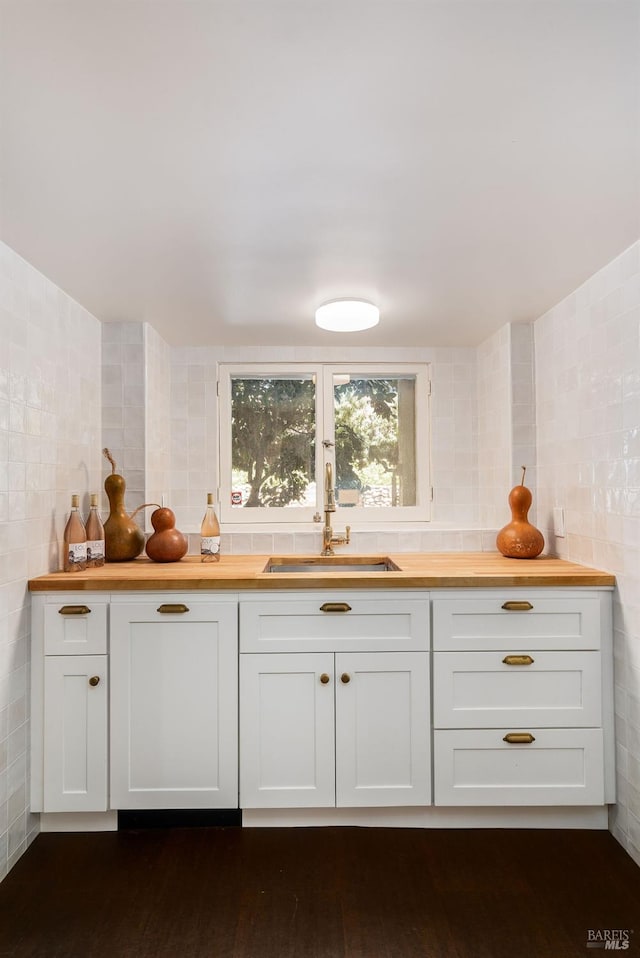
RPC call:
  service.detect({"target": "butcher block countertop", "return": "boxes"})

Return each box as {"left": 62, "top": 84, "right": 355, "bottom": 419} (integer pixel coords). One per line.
{"left": 28, "top": 553, "right": 615, "bottom": 592}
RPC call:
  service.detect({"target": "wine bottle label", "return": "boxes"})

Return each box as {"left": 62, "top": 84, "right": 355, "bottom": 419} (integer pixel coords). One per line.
{"left": 201, "top": 536, "right": 220, "bottom": 555}
{"left": 68, "top": 542, "right": 87, "bottom": 564}
{"left": 87, "top": 540, "right": 105, "bottom": 561}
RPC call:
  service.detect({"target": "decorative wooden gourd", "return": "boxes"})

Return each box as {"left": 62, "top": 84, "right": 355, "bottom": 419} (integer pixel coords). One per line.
{"left": 145, "top": 507, "right": 188, "bottom": 563}
{"left": 496, "top": 466, "right": 545, "bottom": 559}
{"left": 102, "top": 448, "right": 148, "bottom": 562}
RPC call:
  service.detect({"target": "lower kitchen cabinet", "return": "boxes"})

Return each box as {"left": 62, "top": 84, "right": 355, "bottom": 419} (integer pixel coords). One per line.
{"left": 30, "top": 584, "right": 613, "bottom": 827}
{"left": 431, "top": 590, "right": 612, "bottom": 807}
{"left": 239, "top": 651, "right": 430, "bottom": 808}
{"left": 110, "top": 598, "right": 238, "bottom": 809}
{"left": 43, "top": 654, "right": 108, "bottom": 812}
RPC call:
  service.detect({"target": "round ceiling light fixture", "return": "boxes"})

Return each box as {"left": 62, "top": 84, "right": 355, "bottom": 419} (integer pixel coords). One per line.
{"left": 315, "top": 299, "right": 380, "bottom": 332}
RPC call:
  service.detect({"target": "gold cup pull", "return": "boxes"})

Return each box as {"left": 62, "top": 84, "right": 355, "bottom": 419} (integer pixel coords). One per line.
{"left": 320, "top": 673, "right": 330, "bottom": 685}
{"left": 89, "top": 676, "right": 101, "bottom": 687}
{"left": 502, "top": 655, "right": 535, "bottom": 666}
{"left": 503, "top": 732, "right": 536, "bottom": 745}
{"left": 157, "top": 604, "right": 190, "bottom": 614}
{"left": 58, "top": 605, "right": 91, "bottom": 616}
{"left": 340, "top": 673, "right": 351, "bottom": 684}
{"left": 501, "top": 601, "right": 533, "bottom": 612}
{"left": 320, "top": 602, "right": 352, "bottom": 613}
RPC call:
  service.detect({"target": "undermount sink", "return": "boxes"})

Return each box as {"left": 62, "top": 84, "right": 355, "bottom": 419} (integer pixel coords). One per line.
{"left": 264, "top": 556, "right": 400, "bottom": 573}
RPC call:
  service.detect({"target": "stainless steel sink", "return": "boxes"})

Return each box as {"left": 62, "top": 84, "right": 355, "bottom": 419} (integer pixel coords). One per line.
{"left": 264, "top": 556, "right": 400, "bottom": 573}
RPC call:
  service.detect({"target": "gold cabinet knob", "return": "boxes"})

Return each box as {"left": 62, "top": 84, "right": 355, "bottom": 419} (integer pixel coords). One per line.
{"left": 320, "top": 673, "right": 330, "bottom": 685}
{"left": 89, "top": 676, "right": 101, "bottom": 687}
{"left": 340, "top": 673, "right": 351, "bottom": 684}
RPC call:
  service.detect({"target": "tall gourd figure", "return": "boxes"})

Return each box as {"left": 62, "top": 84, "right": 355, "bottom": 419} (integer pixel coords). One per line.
{"left": 496, "top": 466, "right": 545, "bottom": 559}
{"left": 102, "top": 448, "right": 147, "bottom": 561}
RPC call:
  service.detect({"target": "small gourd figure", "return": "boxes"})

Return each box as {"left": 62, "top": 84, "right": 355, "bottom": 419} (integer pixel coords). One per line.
{"left": 496, "top": 466, "right": 545, "bottom": 559}
{"left": 145, "top": 507, "right": 188, "bottom": 562}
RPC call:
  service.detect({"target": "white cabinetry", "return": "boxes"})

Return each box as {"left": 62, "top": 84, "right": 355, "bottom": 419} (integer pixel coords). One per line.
{"left": 31, "top": 596, "right": 108, "bottom": 813}
{"left": 110, "top": 597, "right": 238, "bottom": 809}
{"left": 239, "top": 593, "right": 431, "bottom": 809}
{"left": 30, "top": 582, "right": 613, "bottom": 830}
{"left": 432, "top": 590, "right": 613, "bottom": 807}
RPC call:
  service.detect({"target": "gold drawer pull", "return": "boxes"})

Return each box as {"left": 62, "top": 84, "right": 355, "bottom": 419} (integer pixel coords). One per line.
{"left": 320, "top": 673, "right": 330, "bottom": 685}
{"left": 501, "top": 601, "right": 533, "bottom": 612}
{"left": 503, "top": 732, "right": 536, "bottom": 745}
{"left": 58, "top": 605, "right": 91, "bottom": 616}
{"left": 157, "top": 603, "right": 190, "bottom": 614}
{"left": 502, "top": 655, "right": 535, "bottom": 666}
{"left": 89, "top": 676, "right": 101, "bottom": 687}
{"left": 320, "top": 602, "right": 352, "bottom": 613}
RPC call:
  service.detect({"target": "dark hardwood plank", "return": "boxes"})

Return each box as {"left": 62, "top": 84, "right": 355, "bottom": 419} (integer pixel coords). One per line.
{"left": 0, "top": 828, "right": 639, "bottom": 958}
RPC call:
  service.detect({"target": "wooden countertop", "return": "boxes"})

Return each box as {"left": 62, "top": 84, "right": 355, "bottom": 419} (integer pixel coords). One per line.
{"left": 27, "top": 553, "right": 616, "bottom": 591}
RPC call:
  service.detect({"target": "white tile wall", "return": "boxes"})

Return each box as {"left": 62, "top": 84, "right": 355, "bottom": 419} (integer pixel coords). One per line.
{"left": 169, "top": 345, "right": 484, "bottom": 546}
{"left": 534, "top": 239, "right": 640, "bottom": 865}
{"left": 0, "top": 241, "right": 102, "bottom": 881}
{"left": 477, "top": 322, "right": 538, "bottom": 535}
{"left": 101, "top": 322, "right": 146, "bottom": 525}
{"left": 144, "top": 323, "right": 171, "bottom": 520}
{"left": 477, "top": 324, "right": 512, "bottom": 529}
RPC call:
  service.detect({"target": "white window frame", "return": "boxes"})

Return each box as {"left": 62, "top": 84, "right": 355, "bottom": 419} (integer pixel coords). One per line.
{"left": 217, "top": 362, "right": 431, "bottom": 525}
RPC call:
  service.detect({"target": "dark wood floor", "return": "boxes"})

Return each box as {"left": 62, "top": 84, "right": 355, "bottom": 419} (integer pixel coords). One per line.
{"left": 1, "top": 827, "right": 639, "bottom": 958}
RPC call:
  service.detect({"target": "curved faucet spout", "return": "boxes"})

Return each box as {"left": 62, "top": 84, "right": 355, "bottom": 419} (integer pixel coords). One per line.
{"left": 321, "top": 461, "right": 350, "bottom": 555}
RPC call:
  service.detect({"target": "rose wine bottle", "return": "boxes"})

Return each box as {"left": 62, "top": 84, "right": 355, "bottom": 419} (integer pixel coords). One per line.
{"left": 63, "top": 494, "right": 87, "bottom": 572}
{"left": 200, "top": 493, "right": 220, "bottom": 562}
{"left": 85, "top": 493, "right": 105, "bottom": 567}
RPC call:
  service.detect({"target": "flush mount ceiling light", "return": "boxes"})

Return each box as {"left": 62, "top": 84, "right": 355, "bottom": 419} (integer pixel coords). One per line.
{"left": 315, "top": 299, "right": 380, "bottom": 332}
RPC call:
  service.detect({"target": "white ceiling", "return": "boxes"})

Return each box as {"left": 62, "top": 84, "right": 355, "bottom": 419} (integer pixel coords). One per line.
{"left": 1, "top": 1, "right": 639, "bottom": 347}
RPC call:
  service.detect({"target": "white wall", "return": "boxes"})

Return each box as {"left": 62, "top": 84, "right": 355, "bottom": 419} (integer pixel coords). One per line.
{"left": 101, "top": 322, "right": 146, "bottom": 524}
{"left": 534, "top": 240, "right": 640, "bottom": 865}
{"left": 477, "top": 325, "right": 512, "bottom": 528}
{"left": 144, "top": 324, "right": 172, "bottom": 516}
{"left": 477, "top": 322, "right": 538, "bottom": 532}
{"left": 0, "top": 241, "right": 102, "bottom": 880}
{"left": 168, "top": 344, "right": 493, "bottom": 555}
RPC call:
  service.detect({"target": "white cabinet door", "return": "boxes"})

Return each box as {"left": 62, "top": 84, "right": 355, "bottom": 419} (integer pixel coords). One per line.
{"left": 240, "top": 653, "right": 336, "bottom": 808}
{"left": 240, "top": 651, "right": 430, "bottom": 809}
{"left": 110, "top": 601, "right": 238, "bottom": 809}
{"left": 43, "top": 655, "right": 108, "bottom": 812}
{"left": 335, "top": 652, "right": 430, "bottom": 807}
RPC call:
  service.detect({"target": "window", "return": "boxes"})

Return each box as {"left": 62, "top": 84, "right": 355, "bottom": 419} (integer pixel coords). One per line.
{"left": 218, "top": 364, "right": 431, "bottom": 524}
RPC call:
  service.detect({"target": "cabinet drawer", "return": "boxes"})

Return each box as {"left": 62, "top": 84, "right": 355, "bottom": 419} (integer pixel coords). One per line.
{"left": 44, "top": 601, "right": 108, "bottom": 655}
{"left": 240, "top": 595, "right": 429, "bottom": 652}
{"left": 432, "top": 596, "right": 600, "bottom": 651}
{"left": 433, "top": 728, "right": 604, "bottom": 806}
{"left": 433, "top": 651, "right": 601, "bottom": 728}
